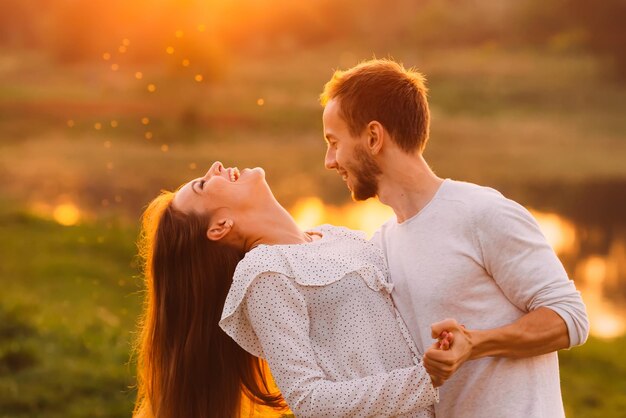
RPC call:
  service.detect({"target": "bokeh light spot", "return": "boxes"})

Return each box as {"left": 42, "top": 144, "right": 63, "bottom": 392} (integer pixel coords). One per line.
{"left": 110, "top": 120, "right": 118, "bottom": 128}
{"left": 147, "top": 83, "right": 156, "bottom": 92}
{"left": 257, "top": 98, "right": 265, "bottom": 106}
{"left": 118, "top": 45, "right": 127, "bottom": 54}
{"left": 67, "top": 119, "right": 75, "bottom": 128}
{"left": 189, "top": 162, "right": 197, "bottom": 170}
{"left": 141, "top": 117, "right": 150, "bottom": 125}
{"left": 111, "top": 63, "right": 119, "bottom": 71}
{"left": 135, "top": 71, "right": 143, "bottom": 80}
{"left": 194, "top": 74, "right": 203, "bottom": 82}
{"left": 102, "top": 52, "right": 111, "bottom": 61}
{"left": 166, "top": 46, "right": 175, "bottom": 55}
{"left": 182, "top": 59, "right": 190, "bottom": 67}
{"left": 532, "top": 211, "right": 577, "bottom": 254}
{"left": 94, "top": 122, "right": 102, "bottom": 130}
{"left": 106, "top": 162, "right": 114, "bottom": 170}
{"left": 175, "top": 30, "right": 184, "bottom": 38}
{"left": 103, "top": 141, "right": 112, "bottom": 148}
{"left": 145, "top": 131, "right": 153, "bottom": 140}
{"left": 197, "top": 24, "right": 206, "bottom": 32}
{"left": 122, "top": 38, "right": 130, "bottom": 46}
{"left": 161, "top": 144, "right": 169, "bottom": 152}
{"left": 53, "top": 204, "right": 81, "bottom": 226}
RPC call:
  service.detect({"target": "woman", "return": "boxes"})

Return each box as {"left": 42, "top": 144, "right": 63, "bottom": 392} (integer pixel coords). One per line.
{"left": 134, "top": 161, "right": 449, "bottom": 418}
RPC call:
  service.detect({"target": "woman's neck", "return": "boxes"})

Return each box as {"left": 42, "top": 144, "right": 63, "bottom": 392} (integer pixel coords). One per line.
{"left": 241, "top": 199, "right": 311, "bottom": 251}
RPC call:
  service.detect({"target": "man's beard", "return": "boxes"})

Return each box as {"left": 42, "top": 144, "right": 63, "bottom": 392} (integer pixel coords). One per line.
{"left": 348, "top": 144, "right": 382, "bottom": 201}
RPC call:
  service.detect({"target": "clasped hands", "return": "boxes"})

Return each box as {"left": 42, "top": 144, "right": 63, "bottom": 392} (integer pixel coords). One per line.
{"left": 424, "top": 318, "right": 472, "bottom": 388}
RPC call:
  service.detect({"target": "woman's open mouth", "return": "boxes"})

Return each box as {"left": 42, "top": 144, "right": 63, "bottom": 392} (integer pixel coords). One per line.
{"left": 228, "top": 167, "right": 240, "bottom": 182}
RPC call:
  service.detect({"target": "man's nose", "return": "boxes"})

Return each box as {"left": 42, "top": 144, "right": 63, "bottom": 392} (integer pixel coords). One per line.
{"left": 324, "top": 148, "right": 337, "bottom": 170}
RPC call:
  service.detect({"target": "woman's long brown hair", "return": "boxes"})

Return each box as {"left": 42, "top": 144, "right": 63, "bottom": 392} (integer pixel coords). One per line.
{"left": 133, "top": 191, "right": 286, "bottom": 418}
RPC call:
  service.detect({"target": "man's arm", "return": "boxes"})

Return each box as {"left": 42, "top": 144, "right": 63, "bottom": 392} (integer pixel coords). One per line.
{"left": 423, "top": 308, "right": 569, "bottom": 381}
{"left": 424, "top": 193, "right": 588, "bottom": 382}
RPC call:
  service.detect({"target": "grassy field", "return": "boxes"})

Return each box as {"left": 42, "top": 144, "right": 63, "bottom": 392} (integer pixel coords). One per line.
{"left": 0, "top": 203, "right": 140, "bottom": 417}
{"left": 0, "top": 203, "right": 624, "bottom": 417}
{"left": 1, "top": 40, "right": 625, "bottom": 416}
{"left": 1, "top": 44, "right": 626, "bottom": 220}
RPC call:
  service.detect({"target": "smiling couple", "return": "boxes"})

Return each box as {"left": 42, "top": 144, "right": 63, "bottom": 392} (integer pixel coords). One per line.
{"left": 133, "top": 59, "right": 589, "bottom": 418}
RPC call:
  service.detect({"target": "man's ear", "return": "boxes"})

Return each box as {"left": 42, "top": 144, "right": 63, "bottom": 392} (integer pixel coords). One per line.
{"left": 367, "top": 121, "right": 384, "bottom": 155}
{"left": 207, "top": 218, "right": 234, "bottom": 241}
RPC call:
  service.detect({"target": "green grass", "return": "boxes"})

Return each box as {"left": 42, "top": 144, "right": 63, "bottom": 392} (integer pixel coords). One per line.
{"left": 560, "top": 336, "right": 626, "bottom": 417}
{"left": 0, "top": 204, "right": 141, "bottom": 417}
{"left": 0, "top": 202, "right": 624, "bottom": 417}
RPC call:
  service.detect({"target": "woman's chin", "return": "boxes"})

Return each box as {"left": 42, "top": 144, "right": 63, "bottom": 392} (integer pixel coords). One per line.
{"left": 242, "top": 167, "right": 265, "bottom": 180}
{"left": 251, "top": 167, "right": 265, "bottom": 177}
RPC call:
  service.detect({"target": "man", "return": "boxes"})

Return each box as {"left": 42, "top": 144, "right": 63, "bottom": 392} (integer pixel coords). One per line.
{"left": 319, "top": 59, "right": 589, "bottom": 417}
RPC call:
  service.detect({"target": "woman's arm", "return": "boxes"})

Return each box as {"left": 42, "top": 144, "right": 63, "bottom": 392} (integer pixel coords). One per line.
{"left": 244, "top": 272, "right": 437, "bottom": 418}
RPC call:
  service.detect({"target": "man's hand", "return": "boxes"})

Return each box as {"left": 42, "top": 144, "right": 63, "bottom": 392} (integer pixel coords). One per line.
{"left": 423, "top": 319, "right": 472, "bottom": 383}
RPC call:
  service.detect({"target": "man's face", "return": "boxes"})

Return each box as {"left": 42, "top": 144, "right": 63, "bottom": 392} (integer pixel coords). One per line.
{"left": 322, "top": 99, "right": 381, "bottom": 201}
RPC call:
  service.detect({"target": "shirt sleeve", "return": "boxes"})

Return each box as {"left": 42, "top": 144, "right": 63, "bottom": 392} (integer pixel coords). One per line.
{"left": 243, "top": 272, "right": 438, "bottom": 418}
{"left": 474, "top": 194, "right": 589, "bottom": 348}
{"left": 370, "top": 227, "right": 383, "bottom": 249}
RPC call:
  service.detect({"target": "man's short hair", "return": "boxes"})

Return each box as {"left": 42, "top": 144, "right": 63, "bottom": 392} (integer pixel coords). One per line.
{"left": 320, "top": 58, "right": 430, "bottom": 153}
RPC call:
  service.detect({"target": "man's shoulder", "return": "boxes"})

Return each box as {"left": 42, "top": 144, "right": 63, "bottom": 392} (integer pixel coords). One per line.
{"left": 375, "top": 180, "right": 506, "bottom": 231}
{"left": 373, "top": 216, "right": 396, "bottom": 238}
{"left": 444, "top": 180, "right": 541, "bottom": 239}
{"left": 440, "top": 179, "right": 523, "bottom": 217}
{"left": 440, "top": 179, "right": 504, "bottom": 206}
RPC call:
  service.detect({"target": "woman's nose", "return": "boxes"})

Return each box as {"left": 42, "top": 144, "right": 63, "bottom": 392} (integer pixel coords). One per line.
{"left": 206, "top": 161, "right": 223, "bottom": 177}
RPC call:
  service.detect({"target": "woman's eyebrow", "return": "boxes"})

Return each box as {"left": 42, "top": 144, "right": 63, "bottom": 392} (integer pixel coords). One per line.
{"left": 190, "top": 181, "right": 200, "bottom": 195}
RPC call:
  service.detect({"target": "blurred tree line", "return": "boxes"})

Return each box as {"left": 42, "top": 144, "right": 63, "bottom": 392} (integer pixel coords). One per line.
{"left": 0, "top": 0, "right": 624, "bottom": 77}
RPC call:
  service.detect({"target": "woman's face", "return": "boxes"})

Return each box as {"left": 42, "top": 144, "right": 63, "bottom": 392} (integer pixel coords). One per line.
{"left": 173, "top": 161, "right": 267, "bottom": 216}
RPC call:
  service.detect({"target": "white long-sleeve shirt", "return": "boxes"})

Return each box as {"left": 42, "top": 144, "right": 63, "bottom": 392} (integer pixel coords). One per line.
{"left": 220, "top": 225, "right": 438, "bottom": 417}
{"left": 374, "top": 179, "right": 589, "bottom": 418}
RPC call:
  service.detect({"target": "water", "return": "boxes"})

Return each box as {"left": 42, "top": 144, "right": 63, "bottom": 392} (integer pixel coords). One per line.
{"left": 291, "top": 180, "right": 626, "bottom": 339}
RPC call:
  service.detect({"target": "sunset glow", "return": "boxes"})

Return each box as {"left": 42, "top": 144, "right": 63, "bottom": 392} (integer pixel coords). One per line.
{"left": 52, "top": 203, "right": 81, "bottom": 226}
{"left": 291, "top": 199, "right": 625, "bottom": 338}
{"left": 532, "top": 210, "right": 578, "bottom": 254}
{"left": 4, "top": 0, "right": 625, "bottom": 414}
{"left": 578, "top": 256, "right": 626, "bottom": 339}
{"left": 291, "top": 197, "right": 394, "bottom": 238}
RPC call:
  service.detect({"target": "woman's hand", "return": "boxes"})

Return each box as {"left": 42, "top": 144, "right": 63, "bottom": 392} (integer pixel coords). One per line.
{"left": 426, "top": 329, "right": 454, "bottom": 387}
{"left": 423, "top": 319, "right": 473, "bottom": 385}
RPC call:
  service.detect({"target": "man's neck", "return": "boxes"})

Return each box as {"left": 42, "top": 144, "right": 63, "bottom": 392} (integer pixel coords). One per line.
{"left": 377, "top": 153, "right": 444, "bottom": 223}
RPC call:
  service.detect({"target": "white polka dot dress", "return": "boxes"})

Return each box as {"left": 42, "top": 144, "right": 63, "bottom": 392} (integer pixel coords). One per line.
{"left": 219, "top": 225, "right": 437, "bottom": 417}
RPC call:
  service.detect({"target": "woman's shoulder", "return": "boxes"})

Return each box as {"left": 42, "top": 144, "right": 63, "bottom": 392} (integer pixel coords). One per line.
{"left": 234, "top": 245, "right": 295, "bottom": 283}
{"left": 235, "top": 224, "right": 391, "bottom": 292}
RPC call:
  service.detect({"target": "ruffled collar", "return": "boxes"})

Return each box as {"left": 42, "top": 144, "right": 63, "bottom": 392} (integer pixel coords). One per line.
{"left": 236, "top": 224, "right": 393, "bottom": 291}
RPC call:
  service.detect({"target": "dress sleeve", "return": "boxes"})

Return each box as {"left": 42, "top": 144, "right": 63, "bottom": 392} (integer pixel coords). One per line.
{"left": 243, "top": 272, "right": 438, "bottom": 418}
{"left": 474, "top": 195, "right": 589, "bottom": 347}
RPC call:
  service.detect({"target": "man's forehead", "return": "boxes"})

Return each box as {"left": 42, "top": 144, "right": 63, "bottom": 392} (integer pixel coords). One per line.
{"left": 323, "top": 98, "right": 340, "bottom": 117}
{"left": 323, "top": 100, "right": 345, "bottom": 130}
